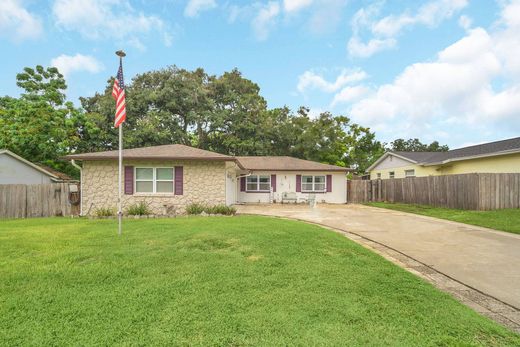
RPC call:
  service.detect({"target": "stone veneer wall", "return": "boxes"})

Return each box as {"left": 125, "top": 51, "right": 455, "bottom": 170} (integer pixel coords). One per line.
{"left": 82, "top": 160, "right": 226, "bottom": 215}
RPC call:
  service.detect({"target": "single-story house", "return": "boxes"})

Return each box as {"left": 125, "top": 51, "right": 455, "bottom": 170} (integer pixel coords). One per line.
{"left": 0, "top": 149, "right": 73, "bottom": 184}
{"left": 368, "top": 137, "right": 520, "bottom": 180}
{"left": 65, "top": 144, "right": 350, "bottom": 215}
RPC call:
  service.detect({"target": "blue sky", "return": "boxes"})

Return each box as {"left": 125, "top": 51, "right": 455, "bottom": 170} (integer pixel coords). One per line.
{"left": 1, "top": 0, "right": 519, "bottom": 148}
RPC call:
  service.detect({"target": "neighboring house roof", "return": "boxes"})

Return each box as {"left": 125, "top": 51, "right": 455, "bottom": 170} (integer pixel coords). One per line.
{"left": 421, "top": 137, "right": 520, "bottom": 165}
{"left": 368, "top": 136, "right": 520, "bottom": 171}
{"left": 65, "top": 144, "right": 235, "bottom": 161}
{"left": 390, "top": 151, "right": 439, "bottom": 163}
{"left": 0, "top": 149, "right": 72, "bottom": 182}
{"left": 236, "top": 156, "right": 351, "bottom": 172}
{"left": 36, "top": 164, "right": 73, "bottom": 181}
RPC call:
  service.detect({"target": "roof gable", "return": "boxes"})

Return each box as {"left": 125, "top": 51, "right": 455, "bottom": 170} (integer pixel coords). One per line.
{"left": 0, "top": 149, "right": 65, "bottom": 181}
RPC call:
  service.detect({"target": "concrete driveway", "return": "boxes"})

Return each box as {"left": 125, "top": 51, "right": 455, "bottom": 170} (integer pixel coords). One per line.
{"left": 236, "top": 204, "right": 520, "bottom": 310}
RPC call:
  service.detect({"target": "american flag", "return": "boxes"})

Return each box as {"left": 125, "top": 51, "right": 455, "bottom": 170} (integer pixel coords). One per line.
{"left": 112, "top": 60, "right": 126, "bottom": 128}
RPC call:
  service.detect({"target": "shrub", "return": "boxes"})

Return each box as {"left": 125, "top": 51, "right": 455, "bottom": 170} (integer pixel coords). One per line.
{"left": 186, "top": 203, "right": 206, "bottom": 215}
{"left": 126, "top": 201, "right": 152, "bottom": 216}
{"left": 94, "top": 207, "right": 116, "bottom": 217}
{"left": 205, "top": 204, "right": 236, "bottom": 216}
{"left": 185, "top": 203, "right": 237, "bottom": 216}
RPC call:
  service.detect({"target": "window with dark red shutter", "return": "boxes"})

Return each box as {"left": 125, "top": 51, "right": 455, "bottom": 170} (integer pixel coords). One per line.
{"left": 124, "top": 166, "right": 134, "bottom": 195}
{"left": 174, "top": 166, "right": 183, "bottom": 195}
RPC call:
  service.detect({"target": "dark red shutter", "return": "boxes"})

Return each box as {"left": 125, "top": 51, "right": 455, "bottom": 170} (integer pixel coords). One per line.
{"left": 240, "top": 177, "right": 246, "bottom": 192}
{"left": 271, "top": 174, "right": 276, "bottom": 192}
{"left": 174, "top": 166, "right": 183, "bottom": 195}
{"left": 124, "top": 166, "right": 134, "bottom": 195}
{"left": 326, "top": 175, "right": 332, "bottom": 192}
{"left": 296, "top": 175, "right": 301, "bottom": 192}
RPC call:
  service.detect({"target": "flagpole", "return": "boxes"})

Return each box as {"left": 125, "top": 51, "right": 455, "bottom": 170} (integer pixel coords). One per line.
{"left": 118, "top": 123, "right": 122, "bottom": 236}
{"left": 115, "top": 50, "right": 126, "bottom": 236}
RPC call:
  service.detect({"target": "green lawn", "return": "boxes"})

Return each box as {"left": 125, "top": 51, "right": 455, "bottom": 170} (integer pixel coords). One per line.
{"left": 366, "top": 202, "right": 520, "bottom": 234}
{"left": 0, "top": 217, "right": 518, "bottom": 346}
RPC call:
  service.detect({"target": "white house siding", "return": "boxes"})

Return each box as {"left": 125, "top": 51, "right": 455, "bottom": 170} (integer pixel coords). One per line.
{"left": 0, "top": 153, "right": 54, "bottom": 184}
{"left": 237, "top": 171, "right": 346, "bottom": 204}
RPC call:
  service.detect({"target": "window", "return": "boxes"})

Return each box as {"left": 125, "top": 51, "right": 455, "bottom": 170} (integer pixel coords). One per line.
{"left": 246, "top": 175, "right": 270, "bottom": 192}
{"left": 405, "top": 169, "right": 415, "bottom": 178}
{"left": 376, "top": 173, "right": 381, "bottom": 179}
{"left": 135, "top": 167, "right": 174, "bottom": 193}
{"left": 389, "top": 171, "right": 395, "bottom": 179}
{"left": 302, "top": 175, "right": 326, "bottom": 192}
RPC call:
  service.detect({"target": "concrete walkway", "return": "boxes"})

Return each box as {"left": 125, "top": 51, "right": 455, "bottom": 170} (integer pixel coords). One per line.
{"left": 236, "top": 204, "right": 520, "bottom": 311}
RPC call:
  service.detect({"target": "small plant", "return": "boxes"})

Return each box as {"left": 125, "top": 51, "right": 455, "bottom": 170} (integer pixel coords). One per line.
{"left": 126, "top": 201, "right": 152, "bottom": 216}
{"left": 94, "top": 207, "right": 116, "bottom": 217}
{"left": 185, "top": 203, "right": 236, "bottom": 216}
{"left": 205, "top": 204, "right": 236, "bottom": 216}
{"left": 186, "top": 203, "right": 206, "bottom": 215}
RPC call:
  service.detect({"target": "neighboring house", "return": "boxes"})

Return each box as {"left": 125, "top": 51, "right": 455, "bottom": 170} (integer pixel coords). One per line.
{"left": 368, "top": 137, "right": 520, "bottom": 180}
{"left": 65, "top": 144, "right": 350, "bottom": 215}
{"left": 0, "top": 149, "right": 72, "bottom": 184}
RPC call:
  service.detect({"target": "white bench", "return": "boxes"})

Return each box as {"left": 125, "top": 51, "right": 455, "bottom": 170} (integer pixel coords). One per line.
{"left": 281, "top": 192, "right": 297, "bottom": 204}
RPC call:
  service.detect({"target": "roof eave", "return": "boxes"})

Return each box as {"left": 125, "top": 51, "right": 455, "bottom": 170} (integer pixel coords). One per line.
{"left": 240, "top": 168, "right": 351, "bottom": 172}
{"left": 63, "top": 155, "right": 235, "bottom": 161}
{"left": 422, "top": 148, "right": 520, "bottom": 166}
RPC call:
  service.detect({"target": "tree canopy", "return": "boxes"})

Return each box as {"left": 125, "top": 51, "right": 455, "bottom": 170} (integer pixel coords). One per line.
{"left": 76, "top": 65, "right": 385, "bottom": 173}
{"left": 1, "top": 64, "right": 450, "bottom": 178}
{"left": 388, "top": 138, "right": 449, "bottom": 152}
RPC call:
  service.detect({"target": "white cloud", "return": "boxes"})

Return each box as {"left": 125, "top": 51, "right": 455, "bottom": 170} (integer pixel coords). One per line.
{"left": 348, "top": 0, "right": 468, "bottom": 57}
{"left": 297, "top": 68, "right": 368, "bottom": 93}
{"left": 347, "top": 36, "right": 396, "bottom": 58}
{"left": 308, "top": 0, "right": 347, "bottom": 34}
{"left": 0, "top": 0, "right": 42, "bottom": 41}
{"left": 184, "top": 0, "right": 217, "bottom": 18}
{"left": 331, "top": 85, "right": 370, "bottom": 106}
{"left": 284, "top": 0, "right": 313, "bottom": 13}
{"left": 50, "top": 54, "right": 103, "bottom": 77}
{"left": 251, "top": 1, "right": 280, "bottom": 41}
{"left": 52, "top": 0, "right": 173, "bottom": 48}
{"left": 458, "top": 15, "right": 472, "bottom": 31}
{"left": 346, "top": 7, "right": 520, "bottom": 142}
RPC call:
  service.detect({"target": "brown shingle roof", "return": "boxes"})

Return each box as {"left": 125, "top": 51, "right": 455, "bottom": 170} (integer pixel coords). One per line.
{"left": 65, "top": 145, "right": 351, "bottom": 172}
{"left": 236, "top": 156, "right": 351, "bottom": 172}
{"left": 36, "top": 164, "right": 73, "bottom": 181}
{"left": 65, "top": 144, "right": 235, "bottom": 161}
{"left": 392, "top": 137, "right": 520, "bottom": 165}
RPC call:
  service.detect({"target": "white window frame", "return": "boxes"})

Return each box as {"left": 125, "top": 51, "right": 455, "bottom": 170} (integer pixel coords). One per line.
{"left": 405, "top": 169, "right": 415, "bottom": 178}
{"left": 246, "top": 174, "right": 271, "bottom": 192}
{"left": 135, "top": 167, "right": 175, "bottom": 194}
{"left": 389, "top": 171, "right": 395, "bottom": 179}
{"left": 301, "top": 175, "right": 326, "bottom": 193}
{"left": 376, "top": 173, "right": 381, "bottom": 179}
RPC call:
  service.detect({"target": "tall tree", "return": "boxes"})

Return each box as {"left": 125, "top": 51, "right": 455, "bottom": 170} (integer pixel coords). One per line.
{"left": 74, "top": 66, "right": 385, "bottom": 174}
{"left": 0, "top": 66, "right": 80, "bottom": 177}
{"left": 389, "top": 138, "right": 449, "bottom": 152}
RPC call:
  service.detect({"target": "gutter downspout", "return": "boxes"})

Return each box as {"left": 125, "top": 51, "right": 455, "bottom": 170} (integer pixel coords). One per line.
{"left": 235, "top": 170, "right": 252, "bottom": 204}
{"left": 71, "top": 160, "right": 83, "bottom": 216}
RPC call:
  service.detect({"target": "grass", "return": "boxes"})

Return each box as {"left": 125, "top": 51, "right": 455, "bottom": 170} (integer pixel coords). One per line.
{"left": 366, "top": 202, "right": 520, "bottom": 234}
{"left": 0, "top": 216, "right": 518, "bottom": 346}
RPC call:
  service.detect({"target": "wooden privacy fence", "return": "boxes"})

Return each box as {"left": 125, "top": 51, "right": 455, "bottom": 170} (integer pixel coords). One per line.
{"left": 0, "top": 183, "right": 80, "bottom": 218}
{"left": 348, "top": 173, "right": 520, "bottom": 210}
